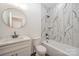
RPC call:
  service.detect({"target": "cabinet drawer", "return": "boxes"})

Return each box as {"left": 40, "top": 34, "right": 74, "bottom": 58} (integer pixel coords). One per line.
{"left": 2, "top": 52, "right": 15, "bottom": 56}
{"left": 14, "top": 47, "right": 31, "bottom": 56}
{"left": 0, "top": 40, "right": 31, "bottom": 55}
{"left": 2, "top": 47, "right": 31, "bottom": 56}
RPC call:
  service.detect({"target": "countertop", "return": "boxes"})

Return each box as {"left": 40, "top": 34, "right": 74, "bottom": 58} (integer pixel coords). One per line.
{"left": 0, "top": 35, "right": 31, "bottom": 47}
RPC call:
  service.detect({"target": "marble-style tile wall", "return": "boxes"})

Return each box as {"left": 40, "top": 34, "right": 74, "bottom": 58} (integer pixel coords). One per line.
{"left": 41, "top": 3, "right": 79, "bottom": 48}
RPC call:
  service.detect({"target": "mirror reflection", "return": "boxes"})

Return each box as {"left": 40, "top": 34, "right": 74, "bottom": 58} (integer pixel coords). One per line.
{"left": 2, "top": 8, "right": 26, "bottom": 28}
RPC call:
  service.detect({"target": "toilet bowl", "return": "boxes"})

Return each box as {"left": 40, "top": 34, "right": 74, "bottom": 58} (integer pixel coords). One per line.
{"left": 35, "top": 45, "right": 47, "bottom": 56}
{"left": 32, "top": 36, "right": 47, "bottom": 56}
{"left": 33, "top": 36, "right": 47, "bottom": 56}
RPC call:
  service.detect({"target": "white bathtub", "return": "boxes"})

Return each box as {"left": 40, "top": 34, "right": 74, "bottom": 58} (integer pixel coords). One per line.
{"left": 42, "top": 40, "right": 79, "bottom": 56}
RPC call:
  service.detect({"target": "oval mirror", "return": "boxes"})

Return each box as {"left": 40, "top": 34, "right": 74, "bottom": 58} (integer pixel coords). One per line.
{"left": 2, "top": 8, "right": 26, "bottom": 28}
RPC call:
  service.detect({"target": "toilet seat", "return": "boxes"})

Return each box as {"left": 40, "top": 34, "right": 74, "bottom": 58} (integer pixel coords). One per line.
{"left": 35, "top": 45, "right": 46, "bottom": 55}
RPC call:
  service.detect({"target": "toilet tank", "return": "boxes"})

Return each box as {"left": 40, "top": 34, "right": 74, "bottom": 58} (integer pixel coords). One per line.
{"left": 32, "top": 36, "right": 41, "bottom": 46}
{"left": 30, "top": 36, "right": 41, "bottom": 53}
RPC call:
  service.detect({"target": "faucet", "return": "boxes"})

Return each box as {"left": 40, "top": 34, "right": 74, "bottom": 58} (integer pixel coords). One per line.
{"left": 45, "top": 33, "right": 49, "bottom": 42}
{"left": 12, "top": 31, "right": 18, "bottom": 38}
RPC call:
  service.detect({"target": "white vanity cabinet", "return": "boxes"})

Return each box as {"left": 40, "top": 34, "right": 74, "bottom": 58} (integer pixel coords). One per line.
{"left": 3, "top": 47, "right": 31, "bottom": 56}
{"left": 16, "top": 46, "right": 31, "bottom": 56}
{"left": 0, "top": 37, "right": 32, "bottom": 56}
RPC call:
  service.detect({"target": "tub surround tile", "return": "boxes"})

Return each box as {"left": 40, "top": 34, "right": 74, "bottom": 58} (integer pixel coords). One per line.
{"left": 42, "top": 3, "right": 79, "bottom": 47}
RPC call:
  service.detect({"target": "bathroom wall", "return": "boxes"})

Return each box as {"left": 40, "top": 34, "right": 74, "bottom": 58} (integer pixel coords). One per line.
{"left": 41, "top": 3, "right": 79, "bottom": 48}
{"left": 0, "top": 3, "right": 41, "bottom": 38}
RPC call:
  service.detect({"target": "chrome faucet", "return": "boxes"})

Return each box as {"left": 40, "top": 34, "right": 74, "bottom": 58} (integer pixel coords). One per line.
{"left": 45, "top": 33, "right": 49, "bottom": 42}
{"left": 12, "top": 31, "right": 18, "bottom": 38}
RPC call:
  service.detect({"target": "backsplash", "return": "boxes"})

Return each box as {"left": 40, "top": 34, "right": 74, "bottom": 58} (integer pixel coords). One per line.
{"left": 41, "top": 3, "right": 79, "bottom": 47}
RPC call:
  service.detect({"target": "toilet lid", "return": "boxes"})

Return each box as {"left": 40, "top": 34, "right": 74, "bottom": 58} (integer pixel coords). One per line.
{"left": 36, "top": 45, "right": 46, "bottom": 52}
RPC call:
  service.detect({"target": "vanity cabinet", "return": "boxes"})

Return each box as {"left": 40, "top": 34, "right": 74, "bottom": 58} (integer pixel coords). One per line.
{"left": 16, "top": 47, "right": 31, "bottom": 56}
{"left": 0, "top": 39, "right": 32, "bottom": 56}
{"left": 3, "top": 47, "right": 31, "bottom": 56}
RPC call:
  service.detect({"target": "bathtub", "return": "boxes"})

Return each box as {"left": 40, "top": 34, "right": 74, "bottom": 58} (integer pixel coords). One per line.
{"left": 42, "top": 40, "right": 79, "bottom": 56}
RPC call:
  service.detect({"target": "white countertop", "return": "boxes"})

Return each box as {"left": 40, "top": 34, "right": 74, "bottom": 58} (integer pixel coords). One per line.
{"left": 0, "top": 35, "right": 31, "bottom": 47}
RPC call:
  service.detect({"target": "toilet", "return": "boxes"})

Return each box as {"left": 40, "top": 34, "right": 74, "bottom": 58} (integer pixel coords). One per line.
{"left": 35, "top": 45, "right": 47, "bottom": 56}
{"left": 32, "top": 36, "right": 47, "bottom": 56}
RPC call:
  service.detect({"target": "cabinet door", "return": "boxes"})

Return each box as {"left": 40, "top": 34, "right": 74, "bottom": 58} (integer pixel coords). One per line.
{"left": 16, "top": 47, "right": 31, "bottom": 56}
{"left": 2, "top": 52, "right": 15, "bottom": 56}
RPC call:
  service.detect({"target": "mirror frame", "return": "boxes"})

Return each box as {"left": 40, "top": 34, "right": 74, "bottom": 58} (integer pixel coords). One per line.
{"left": 1, "top": 7, "right": 27, "bottom": 29}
